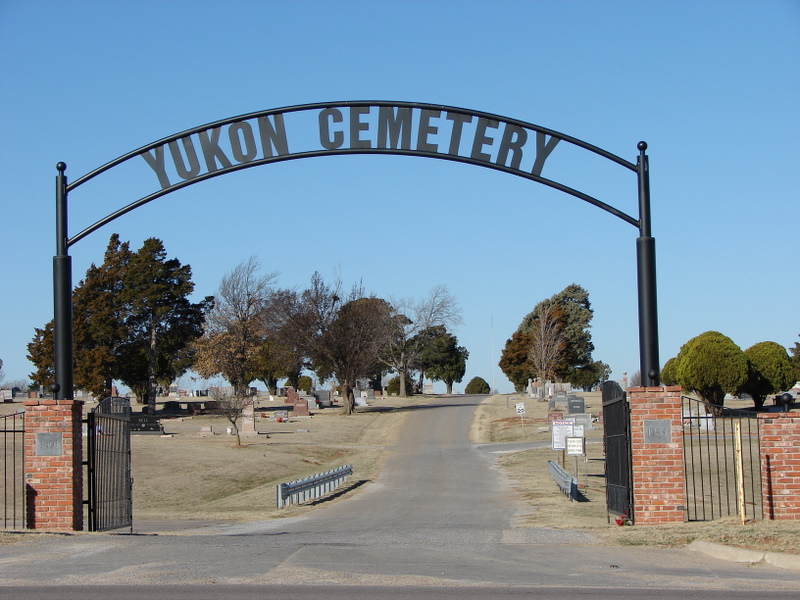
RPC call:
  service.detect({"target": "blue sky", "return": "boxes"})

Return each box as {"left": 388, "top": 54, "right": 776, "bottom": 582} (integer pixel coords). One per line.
{"left": 1, "top": 0, "right": 798, "bottom": 393}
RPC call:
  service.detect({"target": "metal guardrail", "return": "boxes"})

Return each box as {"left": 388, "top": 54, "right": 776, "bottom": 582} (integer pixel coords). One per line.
{"left": 276, "top": 465, "right": 353, "bottom": 508}
{"left": 547, "top": 460, "right": 578, "bottom": 501}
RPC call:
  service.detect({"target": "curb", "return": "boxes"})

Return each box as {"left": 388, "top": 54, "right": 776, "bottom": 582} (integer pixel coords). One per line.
{"left": 688, "top": 540, "right": 800, "bottom": 571}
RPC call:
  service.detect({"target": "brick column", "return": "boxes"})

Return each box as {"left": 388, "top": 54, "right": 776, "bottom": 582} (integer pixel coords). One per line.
{"left": 759, "top": 413, "right": 800, "bottom": 520}
{"left": 628, "top": 386, "right": 685, "bottom": 525}
{"left": 24, "top": 399, "right": 84, "bottom": 531}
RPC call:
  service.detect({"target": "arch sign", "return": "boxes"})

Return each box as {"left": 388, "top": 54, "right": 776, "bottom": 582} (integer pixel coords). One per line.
{"left": 52, "top": 101, "right": 660, "bottom": 398}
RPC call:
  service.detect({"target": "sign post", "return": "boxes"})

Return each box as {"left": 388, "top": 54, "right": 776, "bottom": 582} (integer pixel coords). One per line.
{"left": 516, "top": 402, "right": 526, "bottom": 436}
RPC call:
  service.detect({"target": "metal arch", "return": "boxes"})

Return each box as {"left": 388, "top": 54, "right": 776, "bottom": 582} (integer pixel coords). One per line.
{"left": 68, "top": 146, "right": 639, "bottom": 248}
{"left": 52, "top": 101, "right": 661, "bottom": 410}
{"left": 67, "top": 100, "right": 638, "bottom": 191}
{"left": 65, "top": 101, "right": 642, "bottom": 247}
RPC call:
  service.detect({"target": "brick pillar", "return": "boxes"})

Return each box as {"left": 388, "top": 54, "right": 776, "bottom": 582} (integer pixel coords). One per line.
{"left": 759, "top": 413, "right": 800, "bottom": 520}
{"left": 24, "top": 399, "right": 84, "bottom": 531}
{"left": 628, "top": 386, "right": 685, "bottom": 525}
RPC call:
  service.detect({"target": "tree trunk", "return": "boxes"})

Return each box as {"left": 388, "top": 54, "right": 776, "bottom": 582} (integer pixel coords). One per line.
{"left": 341, "top": 382, "right": 355, "bottom": 415}
{"left": 399, "top": 369, "right": 408, "bottom": 398}
{"left": 445, "top": 380, "right": 453, "bottom": 394}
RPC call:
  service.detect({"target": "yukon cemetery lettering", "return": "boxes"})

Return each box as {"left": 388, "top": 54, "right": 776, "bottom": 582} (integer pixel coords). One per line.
{"left": 139, "top": 104, "right": 562, "bottom": 192}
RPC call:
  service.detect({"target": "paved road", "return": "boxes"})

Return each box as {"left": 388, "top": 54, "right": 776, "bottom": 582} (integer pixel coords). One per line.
{"left": 1, "top": 395, "right": 798, "bottom": 597}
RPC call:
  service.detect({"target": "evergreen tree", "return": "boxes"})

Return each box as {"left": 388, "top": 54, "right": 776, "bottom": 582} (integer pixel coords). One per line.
{"left": 671, "top": 331, "right": 748, "bottom": 415}
{"left": 116, "top": 238, "right": 212, "bottom": 414}
{"left": 741, "top": 341, "right": 796, "bottom": 409}
{"left": 415, "top": 326, "right": 469, "bottom": 394}
{"left": 500, "top": 284, "right": 597, "bottom": 390}
{"left": 464, "top": 376, "right": 490, "bottom": 394}
{"left": 27, "top": 234, "right": 208, "bottom": 403}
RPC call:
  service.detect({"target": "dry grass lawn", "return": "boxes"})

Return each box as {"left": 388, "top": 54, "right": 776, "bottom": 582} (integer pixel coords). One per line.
{"left": 472, "top": 393, "right": 800, "bottom": 555}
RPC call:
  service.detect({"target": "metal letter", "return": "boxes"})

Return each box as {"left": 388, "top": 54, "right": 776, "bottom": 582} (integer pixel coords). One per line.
{"left": 349, "top": 106, "right": 372, "bottom": 149}
{"left": 228, "top": 121, "right": 258, "bottom": 163}
{"left": 416, "top": 109, "right": 440, "bottom": 153}
{"left": 471, "top": 118, "right": 499, "bottom": 162}
{"left": 257, "top": 114, "right": 290, "bottom": 157}
{"left": 168, "top": 137, "right": 201, "bottom": 180}
{"left": 531, "top": 132, "right": 560, "bottom": 176}
{"left": 140, "top": 145, "right": 172, "bottom": 189}
{"left": 197, "top": 126, "right": 233, "bottom": 172}
{"left": 377, "top": 106, "right": 412, "bottom": 149}
{"left": 319, "top": 108, "right": 344, "bottom": 150}
{"left": 496, "top": 123, "right": 528, "bottom": 170}
{"left": 445, "top": 112, "right": 473, "bottom": 155}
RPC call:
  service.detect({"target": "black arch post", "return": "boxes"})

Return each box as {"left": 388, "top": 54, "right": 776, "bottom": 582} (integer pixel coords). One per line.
{"left": 53, "top": 162, "right": 73, "bottom": 400}
{"left": 635, "top": 142, "right": 660, "bottom": 386}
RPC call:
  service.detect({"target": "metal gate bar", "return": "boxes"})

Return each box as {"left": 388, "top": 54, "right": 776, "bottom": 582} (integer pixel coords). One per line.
{"left": 682, "top": 396, "right": 762, "bottom": 521}
{"left": 1, "top": 412, "right": 25, "bottom": 530}
{"left": 602, "top": 381, "right": 633, "bottom": 522}
{"left": 86, "top": 397, "right": 132, "bottom": 532}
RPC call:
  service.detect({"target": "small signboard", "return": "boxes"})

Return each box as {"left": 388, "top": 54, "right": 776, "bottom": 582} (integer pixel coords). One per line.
{"left": 566, "top": 436, "right": 586, "bottom": 456}
{"left": 551, "top": 420, "right": 574, "bottom": 450}
{"left": 644, "top": 419, "right": 671, "bottom": 444}
{"left": 36, "top": 432, "right": 62, "bottom": 456}
{"left": 515, "top": 402, "right": 526, "bottom": 415}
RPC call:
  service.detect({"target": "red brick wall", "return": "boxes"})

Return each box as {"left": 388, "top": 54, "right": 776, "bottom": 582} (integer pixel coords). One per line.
{"left": 759, "top": 413, "right": 800, "bottom": 520}
{"left": 628, "top": 386, "right": 685, "bottom": 525}
{"left": 24, "top": 399, "right": 84, "bottom": 531}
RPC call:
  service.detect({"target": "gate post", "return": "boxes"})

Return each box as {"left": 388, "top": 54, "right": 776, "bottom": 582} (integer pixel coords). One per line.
{"left": 24, "top": 398, "right": 84, "bottom": 531}
{"left": 759, "top": 413, "right": 800, "bottom": 520}
{"left": 628, "top": 386, "right": 684, "bottom": 525}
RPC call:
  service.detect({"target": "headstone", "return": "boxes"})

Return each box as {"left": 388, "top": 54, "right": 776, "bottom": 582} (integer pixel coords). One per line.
{"left": 240, "top": 401, "right": 257, "bottom": 436}
{"left": 572, "top": 413, "right": 593, "bottom": 430}
{"left": 130, "top": 414, "right": 164, "bottom": 434}
{"left": 197, "top": 425, "right": 215, "bottom": 437}
{"left": 163, "top": 400, "right": 181, "bottom": 413}
{"left": 315, "top": 390, "right": 332, "bottom": 408}
{"left": 567, "top": 396, "right": 586, "bottom": 414}
{"left": 547, "top": 411, "right": 565, "bottom": 423}
{"left": 286, "top": 387, "right": 310, "bottom": 416}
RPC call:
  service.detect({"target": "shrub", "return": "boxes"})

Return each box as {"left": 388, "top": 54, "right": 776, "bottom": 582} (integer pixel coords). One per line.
{"left": 672, "top": 331, "right": 748, "bottom": 414}
{"left": 464, "top": 376, "right": 490, "bottom": 394}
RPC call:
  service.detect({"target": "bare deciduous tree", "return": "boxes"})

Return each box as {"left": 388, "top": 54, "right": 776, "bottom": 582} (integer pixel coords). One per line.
{"left": 193, "top": 257, "right": 278, "bottom": 396}
{"left": 209, "top": 384, "right": 253, "bottom": 448}
{"left": 528, "top": 301, "right": 566, "bottom": 385}
{"left": 381, "top": 285, "right": 463, "bottom": 396}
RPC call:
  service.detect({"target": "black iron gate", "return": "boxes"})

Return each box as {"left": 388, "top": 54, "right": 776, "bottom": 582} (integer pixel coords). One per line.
{"left": 682, "top": 396, "right": 762, "bottom": 521}
{"left": 1, "top": 411, "right": 25, "bottom": 530}
{"left": 86, "top": 397, "right": 132, "bottom": 532}
{"left": 602, "top": 381, "right": 633, "bottom": 523}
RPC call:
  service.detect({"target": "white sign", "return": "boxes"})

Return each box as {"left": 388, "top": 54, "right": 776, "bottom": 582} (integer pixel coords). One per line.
{"left": 566, "top": 436, "right": 586, "bottom": 456}
{"left": 573, "top": 424, "right": 585, "bottom": 438}
{"left": 516, "top": 402, "right": 526, "bottom": 415}
{"left": 551, "top": 420, "right": 574, "bottom": 450}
